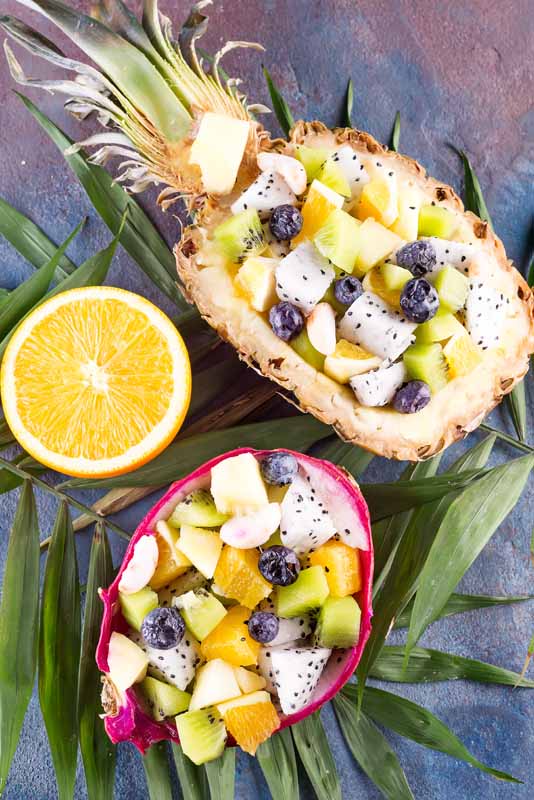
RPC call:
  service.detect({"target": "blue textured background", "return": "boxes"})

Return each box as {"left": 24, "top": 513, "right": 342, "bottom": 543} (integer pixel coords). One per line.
{"left": 0, "top": 1, "right": 533, "bottom": 797}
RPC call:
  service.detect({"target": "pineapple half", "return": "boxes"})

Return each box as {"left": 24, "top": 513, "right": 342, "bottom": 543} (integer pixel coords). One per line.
{"left": 5, "top": 0, "right": 534, "bottom": 461}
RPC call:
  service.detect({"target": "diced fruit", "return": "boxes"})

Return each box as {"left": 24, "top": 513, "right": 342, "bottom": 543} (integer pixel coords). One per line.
{"left": 247, "top": 611, "right": 279, "bottom": 643}
{"left": 306, "top": 303, "right": 337, "bottom": 356}
{"left": 257, "top": 152, "right": 307, "bottom": 195}
{"left": 270, "top": 614, "right": 314, "bottom": 646}
{"left": 350, "top": 362, "right": 407, "bottom": 407}
{"left": 279, "top": 473, "right": 336, "bottom": 555}
{"left": 189, "top": 112, "right": 250, "bottom": 194}
{"left": 293, "top": 179, "right": 344, "bottom": 244}
{"left": 269, "top": 205, "right": 303, "bottom": 240}
{"left": 213, "top": 208, "right": 265, "bottom": 263}
{"left": 231, "top": 172, "right": 296, "bottom": 217}
{"left": 338, "top": 292, "right": 416, "bottom": 363}
{"left": 141, "top": 676, "right": 191, "bottom": 720}
{"left": 290, "top": 328, "right": 325, "bottom": 371}
{"left": 326, "top": 146, "right": 370, "bottom": 200}
{"left": 141, "top": 607, "right": 185, "bottom": 649}
{"left": 220, "top": 504, "right": 281, "bottom": 549}
{"left": 177, "top": 525, "right": 223, "bottom": 579}
{"left": 313, "top": 208, "right": 361, "bottom": 272}
{"left": 200, "top": 605, "right": 260, "bottom": 666}
{"left": 390, "top": 185, "right": 422, "bottom": 240}
{"left": 118, "top": 535, "right": 159, "bottom": 595}
{"left": 315, "top": 596, "right": 361, "bottom": 648}
{"left": 400, "top": 277, "right": 440, "bottom": 324}
{"left": 418, "top": 205, "right": 456, "bottom": 239}
{"left": 396, "top": 240, "right": 436, "bottom": 277}
{"left": 119, "top": 586, "right": 158, "bottom": 631}
{"left": 150, "top": 521, "right": 192, "bottom": 590}
{"left": 235, "top": 256, "right": 279, "bottom": 312}
{"left": 211, "top": 453, "right": 269, "bottom": 515}
{"left": 234, "top": 666, "right": 267, "bottom": 693}
{"left": 393, "top": 380, "right": 432, "bottom": 414}
{"left": 443, "top": 333, "right": 483, "bottom": 379}
{"left": 295, "top": 145, "right": 331, "bottom": 182}
{"left": 270, "top": 301, "right": 304, "bottom": 341}
{"left": 309, "top": 541, "right": 362, "bottom": 596}
{"left": 353, "top": 218, "right": 403, "bottom": 275}
{"left": 363, "top": 266, "right": 404, "bottom": 308}
{"left": 415, "top": 309, "right": 466, "bottom": 344}
{"left": 403, "top": 343, "right": 449, "bottom": 393}
{"left": 316, "top": 159, "right": 351, "bottom": 197}
{"left": 158, "top": 570, "right": 206, "bottom": 608}
{"left": 129, "top": 629, "right": 202, "bottom": 691}
{"left": 174, "top": 589, "right": 227, "bottom": 641}
{"left": 276, "top": 566, "right": 329, "bottom": 618}
{"left": 176, "top": 707, "right": 227, "bottom": 765}
{"left": 433, "top": 266, "right": 469, "bottom": 312}
{"left": 321, "top": 283, "right": 346, "bottom": 315}
{"left": 324, "top": 340, "right": 381, "bottom": 384}
{"left": 220, "top": 693, "right": 280, "bottom": 755}
{"left": 189, "top": 658, "right": 241, "bottom": 711}
{"left": 258, "top": 545, "right": 301, "bottom": 586}
{"left": 381, "top": 263, "right": 413, "bottom": 292}
{"left": 356, "top": 178, "right": 397, "bottom": 227}
{"left": 275, "top": 241, "right": 335, "bottom": 315}
{"left": 169, "top": 489, "right": 229, "bottom": 528}
{"left": 214, "top": 546, "right": 272, "bottom": 608}
{"left": 258, "top": 645, "right": 331, "bottom": 714}
{"left": 261, "top": 452, "right": 299, "bottom": 487}
{"left": 107, "top": 632, "right": 148, "bottom": 693}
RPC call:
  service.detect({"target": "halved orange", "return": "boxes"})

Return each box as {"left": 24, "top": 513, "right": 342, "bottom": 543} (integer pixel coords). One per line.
{"left": 1, "top": 286, "right": 191, "bottom": 478}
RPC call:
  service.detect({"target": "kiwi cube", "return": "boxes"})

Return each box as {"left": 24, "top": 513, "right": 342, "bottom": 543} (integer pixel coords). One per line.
{"left": 176, "top": 707, "right": 227, "bottom": 765}
{"left": 141, "top": 676, "right": 191, "bottom": 720}
{"left": 415, "top": 309, "right": 465, "bottom": 344}
{"left": 316, "top": 160, "right": 351, "bottom": 198}
{"left": 169, "top": 489, "right": 229, "bottom": 528}
{"left": 213, "top": 208, "right": 265, "bottom": 263}
{"left": 381, "top": 263, "right": 412, "bottom": 291}
{"left": 295, "top": 145, "right": 331, "bottom": 182}
{"left": 403, "top": 342, "right": 449, "bottom": 393}
{"left": 315, "top": 596, "right": 361, "bottom": 648}
{"left": 418, "top": 205, "right": 456, "bottom": 239}
{"left": 313, "top": 208, "right": 361, "bottom": 272}
{"left": 433, "top": 266, "right": 469, "bottom": 312}
{"left": 276, "top": 566, "right": 329, "bottom": 618}
{"left": 290, "top": 329, "right": 325, "bottom": 371}
{"left": 173, "top": 589, "right": 227, "bottom": 641}
{"left": 119, "top": 586, "right": 158, "bottom": 631}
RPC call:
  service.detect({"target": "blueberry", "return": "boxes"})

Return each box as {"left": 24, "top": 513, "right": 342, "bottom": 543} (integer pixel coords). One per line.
{"left": 269, "top": 301, "right": 304, "bottom": 341}
{"left": 269, "top": 204, "right": 303, "bottom": 240}
{"left": 393, "top": 381, "right": 432, "bottom": 413}
{"left": 334, "top": 275, "right": 363, "bottom": 306}
{"left": 400, "top": 278, "right": 439, "bottom": 323}
{"left": 247, "top": 611, "right": 280, "bottom": 644}
{"left": 396, "top": 240, "right": 436, "bottom": 277}
{"left": 258, "top": 546, "right": 301, "bottom": 586}
{"left": 261, "top": 452, "right": 299, "bottom": 486}
{"left": 141, "top": 607, "right": 185, "bottom": 650}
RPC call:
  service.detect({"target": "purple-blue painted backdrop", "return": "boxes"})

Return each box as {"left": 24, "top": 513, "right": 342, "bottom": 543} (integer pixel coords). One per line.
{"left": 0, "top": 1, "right": 533, "bottom": 798}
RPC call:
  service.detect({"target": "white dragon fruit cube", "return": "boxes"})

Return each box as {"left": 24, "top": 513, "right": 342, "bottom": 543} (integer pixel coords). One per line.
{"left": 338, "top": 291, "right": 416, "bottom": 362}
{"left": 275, "top": 241, "right": 335, "bottom": 315}
{"left": 231, "top": 171, "right": 296, "bottom": 218}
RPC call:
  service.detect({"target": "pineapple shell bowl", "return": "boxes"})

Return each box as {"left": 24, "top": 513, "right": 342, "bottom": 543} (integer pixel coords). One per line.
{"left": 96, "top": 449, "right": 373, "bottom": 762}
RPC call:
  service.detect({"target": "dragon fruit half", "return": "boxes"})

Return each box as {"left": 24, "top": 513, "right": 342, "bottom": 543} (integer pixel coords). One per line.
{"left": 96, "top": 448, "right": 372, "bottom": 754}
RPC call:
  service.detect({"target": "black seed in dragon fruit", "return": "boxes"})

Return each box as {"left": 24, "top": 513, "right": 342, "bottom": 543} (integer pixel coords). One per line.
{"left": 465, "top": 282, "right": 506, "bottom": 350}
{"left": 257, "top": 645, "right": 332, "bottom": 714}
{"left": 129, "top": 629, "right": 202, "bottom": 691}
{"left": 338, "top": 291, "right": 417, "bottom": 362}
{"left": 275, "top": 241, "right": 335, "bottom": 315}
{"left": 231, "top": 171, "right": 296, "bottom": 218}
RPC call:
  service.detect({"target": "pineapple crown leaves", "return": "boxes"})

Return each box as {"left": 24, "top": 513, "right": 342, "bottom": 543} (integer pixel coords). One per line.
{"left": 2, "top": 0, "right": 266, "bottom": 197}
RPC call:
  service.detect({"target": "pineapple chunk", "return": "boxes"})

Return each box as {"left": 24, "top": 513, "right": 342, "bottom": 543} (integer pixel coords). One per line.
{"left": 390, "top": 185, "right": 423, "bottom": 240}
{"left": 235, "top": 256, "right": 279, "bottom": 312}
{"left": 357, "top": 161, "right": 398, "bottom": 226}
{"left": 189, "top": 659, "right": 242, "bottom": 711}
{"left": 177, "top": 525, "right": 223, "bottom": 579}
{"left": 233, "top": 666, "right": 267, "bottom": 693}
{"left": 353, "top": 219, "right": 403, "bottom": 274}
{"left": 443, "top": 333, "right": 483, "bottom": 379}
{"left": 216, "top": 690, "right": 272, "bottom": 715}
{"left": 189, "top": 112, "right": 250, "bottom": 194}
{"left": 150, "top": 520, "right": 192, "bottom": 590}
{"left": 210, "top": 453, "right": 269, "bottom": 514}
{"left": 107, "top": 632, "right": 148, "bottom": 693}
{"left": 324, "top": 340, "right": 381, "bottom": 384}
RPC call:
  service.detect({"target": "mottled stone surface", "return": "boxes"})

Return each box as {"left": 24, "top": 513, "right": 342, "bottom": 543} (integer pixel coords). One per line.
{"left": 0, "top": 1, "right": 533, "bottom": 798}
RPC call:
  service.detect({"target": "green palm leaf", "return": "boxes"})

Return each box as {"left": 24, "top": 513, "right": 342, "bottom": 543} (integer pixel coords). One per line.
{"left": 204, "top": 749, "right": 235, "bottom": 800}
{"left": 257, "top": 728, "right": 299, "bottom": 799}
{"left": 292, "top": 712, "right": 342, "bottom": 800}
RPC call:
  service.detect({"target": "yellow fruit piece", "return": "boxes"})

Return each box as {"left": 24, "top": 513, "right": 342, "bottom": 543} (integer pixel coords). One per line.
{"left": 293, "top": 179, "right": 344, "bottom": 245}
{"left": 362, "top": 266, "right": 402, "bottom": 307}
{"left": 177, "top": 525, "right": 223, "bottom": 579}
{"left": 189, "top": 112, "right": 250, "bottom": 195}
{"left": 356, "top": 179, "right": 392, "bottom": 223}
{"left": 201, "top": 606, "right": 261, "bottom": 666}
{"left": 211, "top": 453, "right": 269, "bottom": 514}
{"left": 150, "top": 521, "right": 192, "bottom": 590}
{"left": 353, "top": 218, "right": 403, "bottom": 275}
{"left": 391, "top": 185, "right": 422, "bottom": 240}
{"left": 316, "top": 160, "right": 351, "bottom": 197}
{"left": 222, "top": 697, "right": 280, "bottom": 755}
{"left": 233, "top": 667, "right": 267, "bottom": 693}
{"left": 324, "top": 340, "right": 381, "bottom": 384}
{"left": 309, "top": 541, "right": 362, "bottom": 597}
{"left": 0, "top": 287, "right": 191, "bottom": 478}
{"left": 443, "top": 333, "right": 483, "bottom": 379}
{"left": 214, "top": 546, "right": 272, "bottom": 609}
{"left": 235, "top": 256, "right": 279, "bottom": 312}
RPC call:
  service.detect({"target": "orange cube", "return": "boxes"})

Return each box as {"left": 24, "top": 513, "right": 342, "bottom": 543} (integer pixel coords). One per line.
{"left": 214, "top": 546, "right": 272, "bottom": 609}
{"left": 200, "top": 606, "right": 260, "bottom": 666}
{"left": 309, "top": 540, "right": 361, "bottom": 597}
{"left": 224, "top": 700, "right": 280, "bottom": 755}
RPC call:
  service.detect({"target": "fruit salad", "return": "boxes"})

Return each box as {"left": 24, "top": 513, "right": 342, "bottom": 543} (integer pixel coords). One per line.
{"left": 206, "top": 143, "right": 510, "bottom": 413}
{"left": 97, "top": 449, "right": 372, "bottom": 764}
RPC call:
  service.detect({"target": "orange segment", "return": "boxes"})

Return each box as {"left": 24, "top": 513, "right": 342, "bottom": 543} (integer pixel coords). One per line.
{"left": 200, "top": 606, "right": 260, "bottom": 666}
{"left": 309, "top": 540, "right": 362, "bottom": 597}
{"left": 223, "top": 700, "right": 280, "bottom": 755}
{"left": 293, "top": 179, "right": 344, "bottom": 245}
{"left": 214, "top": 546, "right": 272, "bottom": 609}
{"left": 1, "top": 287, "right": 191, "bottom": 477}
{"left": 356, "top": 179, "right": 392, "bottom": 223}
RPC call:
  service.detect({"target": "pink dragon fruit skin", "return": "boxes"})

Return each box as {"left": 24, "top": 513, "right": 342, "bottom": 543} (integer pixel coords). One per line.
{"left": 96, "top": 448, "right": 373, "bottom": 754}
